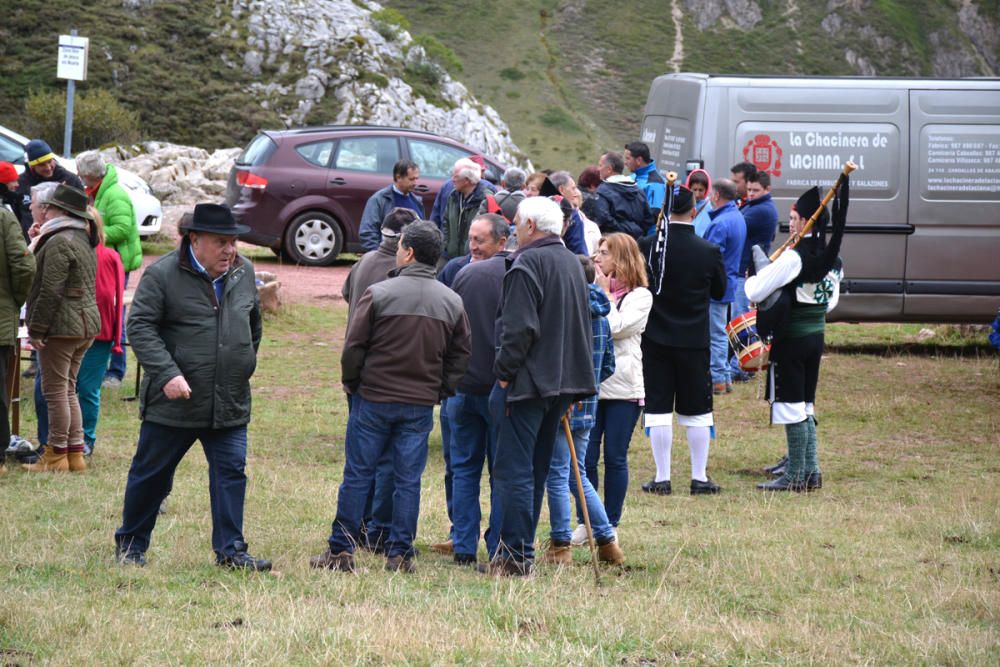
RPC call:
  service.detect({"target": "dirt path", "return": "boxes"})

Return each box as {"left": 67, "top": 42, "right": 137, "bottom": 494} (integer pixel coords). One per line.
{"left": 669, "top": 0, "right": 685, "bottom": 72}
{"left": 130, "top": 244, "right": 353, "bottom": 305}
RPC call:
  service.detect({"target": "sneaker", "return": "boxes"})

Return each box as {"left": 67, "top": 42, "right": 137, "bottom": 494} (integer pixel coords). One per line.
{"left": 570, "top": 524, "right": 589, "bottom": 547}
{"left": 115, "top": 547, "right": 146, "bottom": 567}
{"left": 102, "top": 376, "right": 123, "bottom": 389}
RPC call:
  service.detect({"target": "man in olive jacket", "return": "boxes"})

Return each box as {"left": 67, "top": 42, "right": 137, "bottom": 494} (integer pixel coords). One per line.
{"left": 0, "top": 205, "right": 35, "bottom": 474}
{"left": 114, "top": 204, "right": 270, "bottom": 571}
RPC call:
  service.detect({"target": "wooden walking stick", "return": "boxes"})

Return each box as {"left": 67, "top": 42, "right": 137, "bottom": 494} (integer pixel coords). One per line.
{"left": 562, "top": 413, "right": 601, "bottom": 584}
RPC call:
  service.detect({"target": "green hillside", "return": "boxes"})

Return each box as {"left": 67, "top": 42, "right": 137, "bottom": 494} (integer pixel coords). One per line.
{"left": 1, "top": 0, "right": 996, "bottom": 170}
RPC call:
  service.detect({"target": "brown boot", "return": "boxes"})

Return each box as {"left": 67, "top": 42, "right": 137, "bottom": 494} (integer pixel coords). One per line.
{"left": 309, "top": 549, "right": 355, "bottom": 572}
{"left": 597, "top": 538, "right": 625, "bottom": 565}
{"left": 0, "top": 462, "right": 6, "bottom": 476}
{"left": 430, "top": 539, "right": 454, "bottom": 555}
{"left": 538, "top": 541, "right": 573, "bottom": 565}
{"left": 23, "top": 446, "right": 69, "bottom": 473}
{"left": 67, "top": 444, "right": 87, "bottom": 473}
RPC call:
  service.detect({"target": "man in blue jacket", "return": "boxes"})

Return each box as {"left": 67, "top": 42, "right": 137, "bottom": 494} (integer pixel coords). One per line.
{"left": 704, "top": 180, "right": 746, "bottom": 394}
{"left": 731, "top": 171, "right": 778, "bottom": 381}
{"left": 625, "top": 142, "right": 666, "bottom": 226}
{"left": 358, "top": 160, "right": 425, "bottom": 252}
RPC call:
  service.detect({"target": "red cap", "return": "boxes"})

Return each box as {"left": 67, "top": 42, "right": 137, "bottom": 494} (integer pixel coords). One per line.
{"left": 469, "top": 155, "right": 486, "bottom": 172}
{"left": 0, "top": 161, "right": 18, "bottom": 184}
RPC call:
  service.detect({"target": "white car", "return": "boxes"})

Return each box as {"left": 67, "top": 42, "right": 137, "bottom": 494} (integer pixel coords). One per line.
{"left": 0, "top": 124, "right": 162, "bottom": 237}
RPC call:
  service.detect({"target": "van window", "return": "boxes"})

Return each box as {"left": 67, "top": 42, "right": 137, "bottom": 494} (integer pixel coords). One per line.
{"left": 334, "top": 137, "right": 400, "bottom": 173}
{"left": 408, "top": 139, "right": 470, "bottom": 179}
{"left": 735, "top": 123, "right": 902, "bottom": 200}
{"left": 295, "top": 140, "right": 335, "bottom": 168}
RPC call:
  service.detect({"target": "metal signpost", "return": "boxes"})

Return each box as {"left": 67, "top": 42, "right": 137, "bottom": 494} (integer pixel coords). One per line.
{"left": 57, "top": 30, "right": 89, "bottom": 158}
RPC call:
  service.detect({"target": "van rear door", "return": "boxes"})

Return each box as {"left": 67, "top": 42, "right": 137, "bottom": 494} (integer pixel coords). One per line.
{"left": 906, "top": 88, "right": 1000, "bottom": 322}
{"left": 641, "top": 75, "right": 705, "bottom": 176}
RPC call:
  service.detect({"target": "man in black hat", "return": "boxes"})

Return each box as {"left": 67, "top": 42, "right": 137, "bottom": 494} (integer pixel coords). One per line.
{"left": 114, "top": 203, "right": 270, "bottom": 570}
{"left": 746, "top": 182, "right": 848, "bottom": 492}
{"left": 638, "top": 186, "right": 727, "bottom": 497}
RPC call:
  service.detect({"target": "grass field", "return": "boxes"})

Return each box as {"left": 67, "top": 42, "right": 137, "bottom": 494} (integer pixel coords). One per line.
{"left": 1, "top": 303, "right": 998, "bottom": 664}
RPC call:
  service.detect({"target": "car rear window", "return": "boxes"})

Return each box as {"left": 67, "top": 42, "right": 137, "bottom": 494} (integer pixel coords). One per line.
{"left": 237, "top": 134, "right": 278, "bottom": 167}
{"left": 333, "top": 136, "right": 400, "bottom": 173}
{"left": 295, "top": 140, "right": 335, "bottom": 168}
{"left": 0, "top": 134, "right": 24, "bottom": 164}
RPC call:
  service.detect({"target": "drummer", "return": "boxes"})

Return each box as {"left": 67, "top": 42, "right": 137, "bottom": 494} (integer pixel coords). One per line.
{"left": 744, "top": 182, "right": 848, "bottom": 492}
{"left": 638, "top": 186, "right": 727, "bottom": 496}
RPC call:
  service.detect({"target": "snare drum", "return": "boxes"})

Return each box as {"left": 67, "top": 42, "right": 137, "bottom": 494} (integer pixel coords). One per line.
{"left": 725, "top": 310, "right": 771, "bottom": 371}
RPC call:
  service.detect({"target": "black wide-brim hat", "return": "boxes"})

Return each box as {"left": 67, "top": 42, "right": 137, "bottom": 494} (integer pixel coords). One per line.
{"left": 43, "top": 183, "right": 93, "bottom": 221}
{"left": 180, "top": 203, "right": 250, "bottom": 236}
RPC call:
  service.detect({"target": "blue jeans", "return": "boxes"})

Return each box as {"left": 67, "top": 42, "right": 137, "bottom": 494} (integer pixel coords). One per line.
{"left": 729, "top": 276, "right": 751, "bottom": 377}
{"left": 328, "top": 395, "right": 433, "bottom": 559}
{"left": 547, "top": 425, "right": 614, "bottom": 543}
{"left": 34, "top": 340, "right": 113, "bottom": 449}
{"left": 115, "top": 422, "right": 249, "bottom": 556}
{"left": 709, "top": 301, "right": 731, "bottom": 384}
{"left": 349, "top": 394, "right": 395, "bottom": 551}
{"left": 106, "top": 272, "right": 130, "bottom": 380}
{"left": 486, "top": 392, "right": 574, "bottom": 564}
{"left": 448, "top": 390, "right": 497, "bottom": 557}
{"left": 439, "top": 397, "right": 454, "bottom": 540}
{"left": 584, "top": 400, "right": 642, "bottom": 527}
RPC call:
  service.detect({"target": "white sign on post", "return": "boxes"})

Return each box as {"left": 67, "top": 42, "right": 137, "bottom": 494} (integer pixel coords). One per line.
{"left": 57, "top": 35, "right": 89, "bottom": 81}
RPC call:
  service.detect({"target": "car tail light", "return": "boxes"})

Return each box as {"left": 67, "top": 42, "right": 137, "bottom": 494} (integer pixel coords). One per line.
{"left": 236, "top": 170, "right": 268, "bottom": 190}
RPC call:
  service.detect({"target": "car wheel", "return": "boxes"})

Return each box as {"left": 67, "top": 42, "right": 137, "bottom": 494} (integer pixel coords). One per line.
{"left": 283, "top": 212, "right": 343, "bottom": 266}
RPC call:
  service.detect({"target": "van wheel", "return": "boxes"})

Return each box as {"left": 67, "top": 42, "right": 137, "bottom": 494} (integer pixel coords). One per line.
{"left": 283, "top": 212, "right": 343, "bottom": 266}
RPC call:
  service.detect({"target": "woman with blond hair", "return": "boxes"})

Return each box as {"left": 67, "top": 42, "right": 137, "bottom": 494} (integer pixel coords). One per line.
{"left": 572, "top": 232, "right": 652, "bottom": 543}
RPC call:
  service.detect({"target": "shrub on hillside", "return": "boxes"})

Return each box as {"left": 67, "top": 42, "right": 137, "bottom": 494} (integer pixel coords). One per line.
{"left": 23, "top": 88, "right": 140, "bottom": 151}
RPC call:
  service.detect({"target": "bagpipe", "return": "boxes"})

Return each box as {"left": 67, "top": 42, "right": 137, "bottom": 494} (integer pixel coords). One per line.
{"left": 726, "top": 161, "right": 856, "bottom": 372}
{"left": 646, "top": 170, "right": 678, "bottom": 296}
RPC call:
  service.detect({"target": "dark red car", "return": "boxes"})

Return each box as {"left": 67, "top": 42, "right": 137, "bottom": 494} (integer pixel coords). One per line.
{"left": 225, "top": 126, "right": 506, "bottom": 265}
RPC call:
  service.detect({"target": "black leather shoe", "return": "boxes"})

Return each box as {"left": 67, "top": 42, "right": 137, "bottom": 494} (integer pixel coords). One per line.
{"left": 218, "top": 541, "right": 272, "bottom": 571}
{"left": 115, "top": 547, "right": 146, "bottom": 567}
{"left": 757, "top": 476, "right": 805, "bottom": 492}
{"left": 641, "top": 479, "right": 672, "bottom": 495}
{"left": 453, "top": 553, "right": 478, "bottom": 566}
{"left": 763, "top": 456, "right": 788, "bottom": 476}
{"left": 690, "top": 477, "right": 721, "bottom": 495}
{"left": 804, "top": 472, "right": 822, "bottom": 491}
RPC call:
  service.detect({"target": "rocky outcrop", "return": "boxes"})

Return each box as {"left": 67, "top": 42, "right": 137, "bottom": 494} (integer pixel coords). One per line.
{"left": 685, "top": 0, "right": 763, "bottom": 30}
{"left": 225, "top": 0, "right": 528, "bottom": 167}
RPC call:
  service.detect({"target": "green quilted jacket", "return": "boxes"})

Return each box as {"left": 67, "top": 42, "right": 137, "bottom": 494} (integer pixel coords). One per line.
{"left": 0, "top": 208, "right": 36, "bottom": 346}
{"left": 26, "top": 223, "right": 100, "bottom": 340}
{"left": 95, "top": 164, "right": 142, "bottom": 272}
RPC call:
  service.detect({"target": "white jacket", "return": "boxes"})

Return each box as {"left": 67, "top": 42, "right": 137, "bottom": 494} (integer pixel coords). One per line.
{"left": 599, "top": 286, "right": 653, "bottom": 400}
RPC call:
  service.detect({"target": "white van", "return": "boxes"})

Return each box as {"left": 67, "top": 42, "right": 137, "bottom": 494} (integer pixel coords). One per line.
{"left": 640, "top": 74, "right": 1000, "bottom": 323}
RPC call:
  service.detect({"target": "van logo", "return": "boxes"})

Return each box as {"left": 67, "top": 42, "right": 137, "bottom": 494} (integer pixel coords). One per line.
{"left": 743, "top": 134, "right": 783, "bottom": 177}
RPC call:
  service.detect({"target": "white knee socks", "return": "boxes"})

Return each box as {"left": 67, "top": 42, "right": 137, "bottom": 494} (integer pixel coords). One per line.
{"left": 687, "top": 426, "right": 711, "bottom": 482}
{"left": 649, "top": 425, "right": 672, "bottom": 482}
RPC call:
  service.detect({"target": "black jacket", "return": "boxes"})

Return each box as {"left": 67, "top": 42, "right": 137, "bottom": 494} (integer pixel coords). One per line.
{"left": 451, "top": 252, "right": 508, "bottom": 395}
{"left": 589, "top": 179, "right": 653, "bottom": 238}
{"left": 16, "top": 164, "right": 84, "bottom": 235}
{"left": 128, "top": 239, "right": 262, "bottom": 429}
{"left": 640, "top": 223, "right": 726, "bottom": 349}
{"left": 494, "top": 236, "right": 595, "bottom": 402}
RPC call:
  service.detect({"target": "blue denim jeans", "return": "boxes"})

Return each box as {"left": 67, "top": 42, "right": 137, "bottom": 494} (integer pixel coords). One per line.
{"left": 439, "top": 397, "right": 454, "bottom": 540}
{"left": 729, "top": 276, "right": 751, "bottom": 377}
{"left": 106, "top": 272, "right": 130, "bottom": 381}
{"left": 709, "top": 301, "right": 732, "bottom": 384}
{"left": 583, "top": 399, "right": 642, "bottom": 527}
{"left": 547, "top": 425, "right": 614, "bottom": 543}
{"left": 448, "top": 390, "right": 496, "bottom": 557}
{"left": 328, "top": 395, "right": 433, "bottom": 559}
{"left": 486, "top": 392, "right": 574, "bottom": 564}
{"left": 115, "top": 422, "right": 248, "bottom": 556}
